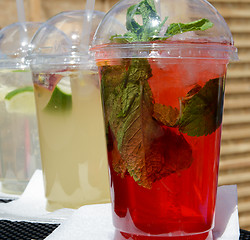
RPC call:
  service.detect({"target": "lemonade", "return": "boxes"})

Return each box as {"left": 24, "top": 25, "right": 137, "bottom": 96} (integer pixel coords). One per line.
{"left": 0, "top": 69, "right": 41, "bottom": 194}
{"left": 33, "top": 70, "right": 110, "bottom": 211}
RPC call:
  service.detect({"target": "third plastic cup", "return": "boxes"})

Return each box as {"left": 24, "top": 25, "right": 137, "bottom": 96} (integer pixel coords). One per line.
{"left": 92, "top": 0, "right": 238, "bottom": 239}
{"left": 29, "top": 10, "right": 110, "bottom": 211}
{"left": 0, "top": 22, "right": 42, "bottom": 194}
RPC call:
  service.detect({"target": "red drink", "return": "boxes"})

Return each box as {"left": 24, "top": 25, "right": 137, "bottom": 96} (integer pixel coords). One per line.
{"left": 97, "top": 43, "right": 228, "bottom": 239}
{"left": 92, "top": 0, "right": 237, "bottom": 238}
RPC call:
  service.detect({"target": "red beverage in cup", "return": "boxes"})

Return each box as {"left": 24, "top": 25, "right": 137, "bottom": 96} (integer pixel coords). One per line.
{"left": 96, "top": 43, "right": 227, "bottom": 239}
{"left": 92, "top": 0, "right": 237, "bottom": 238}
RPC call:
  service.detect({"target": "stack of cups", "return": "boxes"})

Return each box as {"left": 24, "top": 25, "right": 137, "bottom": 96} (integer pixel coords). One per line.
{"left": 0, "top": 22, "right": 41, "bottom": 194}
{"left": 29, "top": 10, "right": 110, "bottom": 211}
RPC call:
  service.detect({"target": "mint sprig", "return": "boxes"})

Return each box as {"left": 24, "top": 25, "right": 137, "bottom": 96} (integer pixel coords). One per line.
{"left": 102, "top": 0, "right": 218, "bottom": 189}
{"left": 110, "top": 0, "right": 213, "bottom": 43}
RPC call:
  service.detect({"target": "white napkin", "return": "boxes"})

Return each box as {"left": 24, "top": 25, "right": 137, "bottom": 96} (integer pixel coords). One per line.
{"left": 213, "top": 185, "right": 239, "bottom": 240}
{"left": 46, "top": 203, "right": 114, "bottom": 240}
{"left": 46, "top": 185, "right": 240, "bottom": 240}
{"left": 0, "top": 170, "right": 74, "bottom": 223}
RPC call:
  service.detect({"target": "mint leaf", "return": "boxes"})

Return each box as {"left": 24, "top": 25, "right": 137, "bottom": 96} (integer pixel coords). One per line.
{"left": 181, "top": 84, "right": 202, "bottom": 109}
{"left": 112, "top": 0, "right": 167, "bottom": 43}
{"left": 102, "top": 60, "right": 154, "bottom": 182}
{"left": 122, "top": 32, "right": 138, "bottom": 43}
{"left": 118, "top": 81, "right": 164, "bottom": 188}
{"left": 164, "top": 18, "right": 214, "bottom": 38}
{"left": 110, "top": 0, "right": 213, "bottom": 43}
{"left": 108, "top": 128, "right": 127, "bottom": 178}
{"left": 105, "top": 58, "right": 153, "bottom": 151}
{"left": 127, "top": 58, "right": 153, "bottom": 84}
{"left": 100, "top": 63, "right": 129, "bottom": 103}
{"left": 153, "top": 128, "right": 193, "bottom": 179}
{"left": 100, "top": 64, "right": 128, "bottom": 148}
{"left": 116, "top": 82, "right": 141, "bottom": 149}
{"left": 179, "top": 78, "right": 224, "bottom": 137}
{"left": 153, "top": 103, "right": 179, "bottom": 127}
{"left": 126, "top": 4, "right": 143, "bottom": 35}
{"left": 110, "top": 34, "right": 130, "bottom": 44}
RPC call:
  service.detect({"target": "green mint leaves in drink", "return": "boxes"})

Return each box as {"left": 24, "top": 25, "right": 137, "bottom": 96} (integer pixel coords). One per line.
{"left": 102, "top": 59, "right": 194, "bottom": 189}
{"left": 178, "top": 78, "right": 224, "bottom": 137}
{"left": 151, "top": 80, "right": 224, "bottom": 137}
{"left": 102, "top": 65, "right": 224, "bottom": 188}
{"left": 110, "top": 0, "right": 213, "bottom": 43}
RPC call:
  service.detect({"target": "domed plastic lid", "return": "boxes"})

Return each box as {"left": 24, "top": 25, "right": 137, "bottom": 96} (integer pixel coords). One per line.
{"left": 0, "top": 22, "right": 41, "bottom": 69}
{"left": 30, "top": 10, "right": 105, "bottom": 70}
{"left": 92, "top": 0, "right": 238, "bottom": 61}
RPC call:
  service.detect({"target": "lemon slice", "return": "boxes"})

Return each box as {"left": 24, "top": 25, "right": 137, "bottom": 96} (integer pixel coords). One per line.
{"left": 4, "top": 86, "right": 36, "bottom": 114}
{"left": 44, "top": 77, "right": 72, "bottom": 113}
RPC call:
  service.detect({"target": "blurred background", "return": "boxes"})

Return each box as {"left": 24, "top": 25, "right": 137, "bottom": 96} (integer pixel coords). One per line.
{"left": 0, "top": 0, "right": 249, "bottom": 230}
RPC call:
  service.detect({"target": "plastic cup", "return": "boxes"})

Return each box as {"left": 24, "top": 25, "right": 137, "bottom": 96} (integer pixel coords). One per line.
{"left": 0, "top": 22, "right": 42, "bottom": 194}
{"left": 91, "top": 0, "right": 238, "bottom": 239}
{"left": 29, "top": 10, "right": 110, "bottom": 211}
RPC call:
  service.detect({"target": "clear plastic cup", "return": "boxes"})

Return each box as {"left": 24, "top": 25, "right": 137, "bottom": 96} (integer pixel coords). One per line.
{"left": 0, "top": 22, "right": 42, "bottom": 194}
{"left": 29, "top": 10, "right": 110, "bottom": 211}
{"left": 91, "top": 0, "right": 238, "bottom": 239}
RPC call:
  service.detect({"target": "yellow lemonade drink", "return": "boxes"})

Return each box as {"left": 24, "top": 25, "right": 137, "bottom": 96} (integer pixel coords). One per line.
{"left": 33, "top": 69, "right": 110, "bottom": 211}
{"left": 0, "top": 69, "right": 41, "bottom": 194}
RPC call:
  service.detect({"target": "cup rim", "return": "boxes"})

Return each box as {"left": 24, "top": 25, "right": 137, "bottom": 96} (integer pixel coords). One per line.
{"left": 0, "top": 58, "right": 29, "bottom": 70}
{"left": 28, "top": 52, "right": 96, "bottom": 70}
{"left": 91, "top": 40, "right": 238, "bottom": 61}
